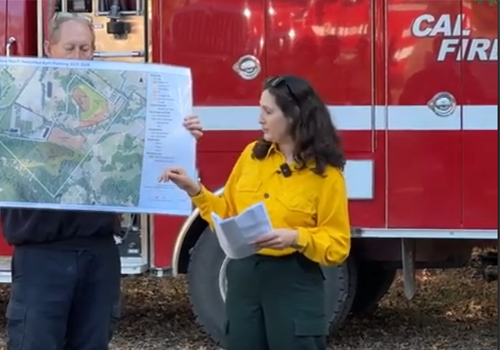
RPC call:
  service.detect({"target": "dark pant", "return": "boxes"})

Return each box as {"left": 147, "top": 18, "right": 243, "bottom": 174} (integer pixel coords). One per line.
{"left": 225, "top": 253, "right": 327, "bottom": 350}
{"left": 6, "top": 243, "right": 121, "bottom": 350}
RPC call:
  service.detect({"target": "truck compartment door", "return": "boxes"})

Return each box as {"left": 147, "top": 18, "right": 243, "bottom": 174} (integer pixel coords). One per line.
{"left": 152, "top": 0, "right": 268, "bottom": 152}
{"left": 149, "top": 0, "right": 267, "bottom": 269}
{"left": 386, "top": 0, "right": 463, "bottom": 229}
{"left": 0, "top": 0, "right": 9, "bottom": 56}
{"left": 265, "top": 0, "right": 383, "bottom": 227}
{"left": 266, "top": 0, "right": 377, "bottom": 154}
{"left": 461, "top": 0, "right": 498, "bottom": 229}
{"left": 5, "top": 0, "right": 38, "bottom": 57}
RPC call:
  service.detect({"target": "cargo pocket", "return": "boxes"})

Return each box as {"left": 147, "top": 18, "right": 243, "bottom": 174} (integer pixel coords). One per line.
{"left": 6, "top": 300, "right": 27, "bottom": 350}
{"left": 293, "top": 318, "right": 328, "bottom": 350}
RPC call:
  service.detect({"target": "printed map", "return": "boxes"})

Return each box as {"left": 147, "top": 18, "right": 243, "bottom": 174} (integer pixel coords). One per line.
{"left": 0, "top": 65, "right": 147, "bottom": 207}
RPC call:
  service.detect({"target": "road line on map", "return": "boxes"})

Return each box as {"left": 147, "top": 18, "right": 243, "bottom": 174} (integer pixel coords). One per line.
{"left": 2, "top": 68, "right": 37, "bottom": 109}
{"left": 53, "top": 100, "right": 128, "bottom": 197}
{"left": 76, "top": 73, "right": 125, "bottom": 103}
{"left": 52, "top": 72, "right": 117, "bottom": 196}
{"left": 0, "top": 139, "right": 53, "bottom": 198}
{"left": 1, "top": 68, "right": 134, "bottom": 202}
{"left": 87, "top": 70, "right": 126, "bottom": 100}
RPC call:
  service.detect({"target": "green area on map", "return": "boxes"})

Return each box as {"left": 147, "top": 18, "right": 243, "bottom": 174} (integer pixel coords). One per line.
{"left": 0, "top": 65, "right": 147, "bottom": 207}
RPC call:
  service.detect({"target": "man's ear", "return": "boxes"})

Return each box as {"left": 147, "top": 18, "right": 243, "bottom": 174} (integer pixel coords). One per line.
{"left": 43, "top": 40, "right": 51, "bottom": 57}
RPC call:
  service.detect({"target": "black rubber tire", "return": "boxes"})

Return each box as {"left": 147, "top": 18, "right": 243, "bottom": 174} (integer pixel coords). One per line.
{"left": 186, "top": 228, "right": 359, "bottom": 344}
{"left": 186, "top": 228, "right": 227, "bottom": 345}
{"left": 323, "top": 256, "right": 358, "bottom": 334}
{"left": 349, "top": 261, "right": 396, "bottom": 318}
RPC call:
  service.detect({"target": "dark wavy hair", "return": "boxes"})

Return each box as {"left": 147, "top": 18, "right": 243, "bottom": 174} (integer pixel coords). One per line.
{"left": 252, "top": 75, "right": 346, "bottom": 175}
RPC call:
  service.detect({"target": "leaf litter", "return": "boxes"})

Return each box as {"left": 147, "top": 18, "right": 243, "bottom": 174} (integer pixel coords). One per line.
{"left": 0, "top": 250, "right": 496, "bottom": 350}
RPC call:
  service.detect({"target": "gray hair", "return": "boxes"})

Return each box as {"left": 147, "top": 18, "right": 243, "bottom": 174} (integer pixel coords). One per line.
{"left": 48, "top": 12, "right": 96, "bottom": 46}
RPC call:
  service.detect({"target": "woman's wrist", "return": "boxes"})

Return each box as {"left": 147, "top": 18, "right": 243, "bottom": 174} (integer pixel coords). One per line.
{"left": 291, "top": 229, "right": 306, "bottom": 251}
{"left": 187, "top": 183, "right": 202, "bottom": 197}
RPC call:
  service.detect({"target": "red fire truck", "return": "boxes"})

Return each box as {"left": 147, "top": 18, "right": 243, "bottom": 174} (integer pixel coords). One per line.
{"left": 0, "top": 0, "right": 497, "bottom": 344}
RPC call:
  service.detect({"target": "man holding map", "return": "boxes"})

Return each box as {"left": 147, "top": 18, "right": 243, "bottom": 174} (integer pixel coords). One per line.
{"left": 0, "top": 13, "right": 202, "bottom": 350}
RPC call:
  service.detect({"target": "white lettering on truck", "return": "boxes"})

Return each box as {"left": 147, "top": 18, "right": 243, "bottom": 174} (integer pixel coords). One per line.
{"left": 411, "top": 14, "right": 498, "bottom": 61}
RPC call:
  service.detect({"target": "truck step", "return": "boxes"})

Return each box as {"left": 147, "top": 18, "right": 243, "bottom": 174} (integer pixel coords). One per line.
{"left": 0, "top": 256, "right": 148, "bottom": 283}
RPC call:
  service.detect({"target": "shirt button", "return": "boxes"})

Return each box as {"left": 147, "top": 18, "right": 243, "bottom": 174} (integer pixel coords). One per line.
{"left": 263, "top": 193, "right": 270, "bottom": 199}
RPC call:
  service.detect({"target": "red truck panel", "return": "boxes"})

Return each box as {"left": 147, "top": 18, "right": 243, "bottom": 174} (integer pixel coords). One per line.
{"left": 264, "top": 0, "right": 386, "bottom": 228}
{"left": 0, "top": 1, "right": 6, "bottom": 56}
{"left": 4, "top": 0, "right": 37, "bottom": 57}
{"left": 0, "top": 0, "right": 5, "bottom": 253}
{"left": 150, "top": 0, "right": 267, "bottom": 267}
{"left": 461, "top": 0, "right": 498, "bottom": 229}
{"left": 385, "top": 0, "right": 497, "bottom": 229}
{"left": 388, "top": 0, "right": 457, "bottom": 228}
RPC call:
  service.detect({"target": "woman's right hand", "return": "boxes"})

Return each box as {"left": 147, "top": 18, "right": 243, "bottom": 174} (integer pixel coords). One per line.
{"left": 158, "top": 167, "right": 201, "bottom": 196}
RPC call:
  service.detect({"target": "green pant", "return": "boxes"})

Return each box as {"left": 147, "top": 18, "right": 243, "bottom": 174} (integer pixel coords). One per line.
{"left": 225, "top": 253, "right": 327, "bottom": 350}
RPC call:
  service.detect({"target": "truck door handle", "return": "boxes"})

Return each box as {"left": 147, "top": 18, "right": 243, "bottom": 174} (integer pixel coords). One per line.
{"left": 427, "top": 92, "right": 457, "bottom": 117}
{"left": 5, "top": 37, "right": 16, "bottom": 57}
{"left": 232, "top": 55, "right": 261, "bottom": 80}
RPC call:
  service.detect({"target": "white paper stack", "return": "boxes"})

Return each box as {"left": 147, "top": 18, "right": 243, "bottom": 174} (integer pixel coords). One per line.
{"left": 211, "top": 202, "right": 273, "bottom": 259}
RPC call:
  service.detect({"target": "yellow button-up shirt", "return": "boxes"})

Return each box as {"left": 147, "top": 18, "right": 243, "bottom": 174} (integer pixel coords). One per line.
{"left": 191, "top": 141, "right": 351, "bottom": 266}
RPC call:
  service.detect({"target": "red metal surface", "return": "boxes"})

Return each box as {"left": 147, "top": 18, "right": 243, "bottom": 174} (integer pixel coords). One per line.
{"left": 385, "top": 0, "right": 497, "bottom": 229}
{"left": 265, "top": 0, "right": 386, "bottom": 228}
{"left": 269, "top": 0, "right": 376, "bottom": 152}
{"left": 150, "top": 0, "right": 268, "bottom": 267}
{"left": 152, "top": 0, "right": 266, "bottom": 154}
{"left": 0, "top": 0, "right": 6, "bottom": 55}
{"left": 5, "top": 0, "right": 37, "bottom": 57}
{"left": 0, "top": 0, "right": 6, "bottom": 254}
{"left": 387, "top": 0, "right": 462, "bottom": 228}
{"left": 461, "top": 0, "right": 498, "bottom": 229}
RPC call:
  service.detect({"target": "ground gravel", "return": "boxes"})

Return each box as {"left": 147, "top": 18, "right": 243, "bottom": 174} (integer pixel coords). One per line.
{"left": 0, "top": 262, "right": 496, "bottom": 350}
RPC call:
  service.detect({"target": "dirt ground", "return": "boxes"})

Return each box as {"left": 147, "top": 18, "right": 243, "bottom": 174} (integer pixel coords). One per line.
{"left": 0, "top": 264, "right": 497, "bottom": 350}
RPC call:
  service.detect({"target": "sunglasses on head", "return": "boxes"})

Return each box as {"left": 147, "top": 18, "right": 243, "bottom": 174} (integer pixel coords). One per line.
{"left": 52, "top": 12, "right": 93, "bottom": 24}
{"left": 265, "top": 76, "right": 300, "bottom": 106}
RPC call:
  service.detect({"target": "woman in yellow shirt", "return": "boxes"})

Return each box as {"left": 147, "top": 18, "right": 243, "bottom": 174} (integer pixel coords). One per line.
{"left": 159, "top": 75, "right": 351, "bottom": 350}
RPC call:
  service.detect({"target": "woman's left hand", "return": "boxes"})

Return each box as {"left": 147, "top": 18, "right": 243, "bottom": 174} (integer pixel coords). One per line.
{"left": 183, "top": 115, "right": 203, "bottom": 139}
{"left": 252, "top": 229, "right": 298, "bottom": 250}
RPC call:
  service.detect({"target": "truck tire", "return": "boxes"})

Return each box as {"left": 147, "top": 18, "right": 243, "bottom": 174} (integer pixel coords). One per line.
{"left": 349, "top": 261, "right": 396, "bottom": 317}
{"left": 323, "top": 256, "right": 358, "bottom": 334}
{"left": 187, "top": 228, "right": 358, "bottom": 345}
{"left": 186, "top": 228, "right": 227, "bottom": 345}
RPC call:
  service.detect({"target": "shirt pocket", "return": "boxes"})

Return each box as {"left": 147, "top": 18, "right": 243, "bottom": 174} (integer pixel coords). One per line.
{"left": 234, "top": 176, "right": 262, "bottom": 207}
{"left": 275, "top": 191, "right": 316, "bottom": 227}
